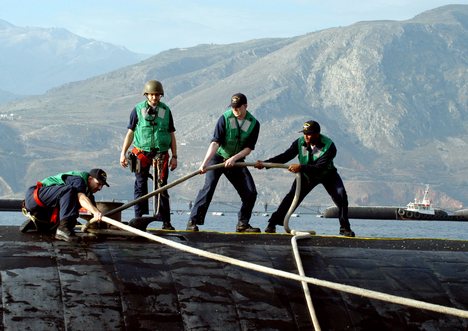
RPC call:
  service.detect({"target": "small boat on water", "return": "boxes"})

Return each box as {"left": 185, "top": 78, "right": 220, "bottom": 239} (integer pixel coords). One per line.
{"left": 322, "top": 184, "right": 468, "bottom": 221}
{"left": 398, "top": 184, "right": 435, "bottom": 218}
{"left": 395, "top": 184, "right": 460, "bottom": 220}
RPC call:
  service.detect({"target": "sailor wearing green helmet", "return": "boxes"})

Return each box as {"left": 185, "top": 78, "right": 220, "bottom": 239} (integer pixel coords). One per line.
{"left": 120, "top": 80, "right": 178, "bottom": 231}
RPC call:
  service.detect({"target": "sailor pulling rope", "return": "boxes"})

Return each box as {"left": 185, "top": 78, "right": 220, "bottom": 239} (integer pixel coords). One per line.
{"left": 102, "top": 162, "right": 303, "bottom": 233}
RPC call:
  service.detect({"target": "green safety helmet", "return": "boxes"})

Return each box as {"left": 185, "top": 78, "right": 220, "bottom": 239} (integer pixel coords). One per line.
{"left": 143, "top": 80, "right": 164, "bottom": 96}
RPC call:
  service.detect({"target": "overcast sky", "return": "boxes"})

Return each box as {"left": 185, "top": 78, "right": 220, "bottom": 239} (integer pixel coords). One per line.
{"left": 2, "top": 0, "right": 466, "bottom": 54}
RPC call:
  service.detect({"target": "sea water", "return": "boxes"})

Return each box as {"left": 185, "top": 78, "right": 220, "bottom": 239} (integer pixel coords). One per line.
{"left": 1, "top": 205, "right": 467, "bottom": 240}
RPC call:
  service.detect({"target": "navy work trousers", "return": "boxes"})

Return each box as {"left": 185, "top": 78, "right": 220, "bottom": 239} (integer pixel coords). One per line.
{"left": 134, "top": 153, "right": 171, "bottom": 221}
{"left": 25, "top": 184, "right": 80, "bottom": 224}
{"left": 189, "top": 154, "right": 257, "bottom": 225}
{"left": 269, "top": 170, "right": 351, "bottom": 230}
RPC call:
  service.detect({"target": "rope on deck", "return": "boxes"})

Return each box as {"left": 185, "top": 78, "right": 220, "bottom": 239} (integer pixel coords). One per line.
{"left": 94, "top": 163, "right": 468, "bottom": 321}
{"left": 96, "top": 216, "right": 468, "bottom": 320}
{"left": 291, "top": 231, "right": 321, "bottom": 330}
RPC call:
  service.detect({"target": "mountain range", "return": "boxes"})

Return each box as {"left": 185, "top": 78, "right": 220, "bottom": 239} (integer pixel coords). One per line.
{"left": 0, "top": 5, "right": 467, "bottom": 212}
{"left": 0, "top": 19, "right": 148, "bottom": 97}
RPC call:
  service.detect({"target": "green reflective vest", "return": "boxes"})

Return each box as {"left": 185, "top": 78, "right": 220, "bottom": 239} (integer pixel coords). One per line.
{"left": 41, "top": 171, "right": 89, "bottom": 187}
{"left": 217, "top": 109, "right": 257, "bottom": 159}
{"left": 297, "top": 135, "right": 336, "bottom": 170}
{"left": 134, "top": 100, "right": 172, "bottom": 152}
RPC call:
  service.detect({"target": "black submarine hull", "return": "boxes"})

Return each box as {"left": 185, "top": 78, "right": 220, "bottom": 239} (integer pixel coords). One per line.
{"left": 0, "top": 226, "right": 467, "bottom": 330}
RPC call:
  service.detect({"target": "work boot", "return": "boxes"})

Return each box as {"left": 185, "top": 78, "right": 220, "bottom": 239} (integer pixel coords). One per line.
{"left": 162, "top": 221, "right": 175, "bottom": 230}
{"left": 129, "top": 217, "right": 149, "bottom": 231}
{"left": 264, "top": 223, "right": 276, "bottom": 233}
{"left": 55, "top": 227, "right": 80, "bottom": 243}
{"left": 339, "top": 227, "right": 355, "bottom": 237}
{"left": 186, "top": 220, "right": 199, "bottom": 232}
{"left": 236, "top": 223, "right": 261, "bottom": 233}
{"left": 55, "top": 218, "right": 81, "bottom": 243}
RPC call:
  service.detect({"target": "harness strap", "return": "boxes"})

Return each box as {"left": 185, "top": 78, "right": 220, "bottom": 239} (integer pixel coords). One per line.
{"left": 33, "top": 182, "right": 59, "bottom": 224}
{"left": 131, "top": 147, "right": 152, "bottom": 168}
{"left": 50, "top": 208, "right": 59, "bottom": 224}
{"left": 156, "top": 153, "right": 169, "bottom": 184}
{"left": 33, "top": 182, "right": 46, "bottom": 207}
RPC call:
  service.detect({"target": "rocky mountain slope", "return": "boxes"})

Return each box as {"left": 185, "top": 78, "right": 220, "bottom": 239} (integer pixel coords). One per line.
{"left": 0, "top": 5, "right": 466, "bottom": 211}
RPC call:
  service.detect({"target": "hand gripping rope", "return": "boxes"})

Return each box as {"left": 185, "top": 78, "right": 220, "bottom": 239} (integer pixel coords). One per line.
{"left": 102, "top": 162, "right": 302, "bottom": 233}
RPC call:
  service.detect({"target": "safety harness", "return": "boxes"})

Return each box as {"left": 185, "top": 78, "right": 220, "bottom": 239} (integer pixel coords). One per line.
{"left": 131, "top": 147, "right": 152, "bottom": 169}
{"left": 33, "top": 182, "right": 59, "bottom": 224}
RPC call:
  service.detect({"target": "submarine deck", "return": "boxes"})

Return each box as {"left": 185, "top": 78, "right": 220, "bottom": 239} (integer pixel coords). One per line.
{"left": 0, "top": 226, "right": 467, "bottom": 330}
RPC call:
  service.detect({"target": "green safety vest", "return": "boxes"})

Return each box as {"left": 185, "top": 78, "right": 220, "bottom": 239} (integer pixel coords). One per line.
{"left": 297, "top": 135, "right": 336, "bottom": 171}
{"left": 217, "top": 109, "right": 257, "bottom": 159}
{"left": 41, "top": 171, "right": 89, "bottom": 187}
{"left": 133, "top": 100, "right": 172, "bottom": 152}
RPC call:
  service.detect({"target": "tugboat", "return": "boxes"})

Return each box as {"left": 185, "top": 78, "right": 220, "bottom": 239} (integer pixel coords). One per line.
{"left": 396, "top": 184, "right": 452, "bottom": 220}
{"left": 399, "top": 184, "right": 434, "bottom": 218}
{"left": 322, "top": 184, "right": 468, "bottom": 221}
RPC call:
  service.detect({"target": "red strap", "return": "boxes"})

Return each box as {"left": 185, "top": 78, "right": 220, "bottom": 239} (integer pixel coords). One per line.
{"left": 50, "top": 208, "right": 58, "bottom": 224}
{"left": 33, "top": 182, "right": 46, "bottom": 207}
{"left": 158, "top": 153, "right": 169, "bottom": 182}
{"left": 131, "top": 146, "right": 142, "bottom": 155}
{"left": 33, "top": 181, "right": 59, "bottom": 224}
{"left": 132, "top": 147, "right": 151, "bottom": 167}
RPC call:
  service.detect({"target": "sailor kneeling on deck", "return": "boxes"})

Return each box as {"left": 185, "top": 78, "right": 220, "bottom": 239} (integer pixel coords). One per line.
{"left": 21, "top": 169, "right": 109, "bottom": 242}
{"left": 255, "top": 120, "right": 355, "bottom": 237}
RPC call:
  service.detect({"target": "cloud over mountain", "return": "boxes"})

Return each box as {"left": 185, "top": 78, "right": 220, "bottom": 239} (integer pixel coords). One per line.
{"left": 0, "top": 19, "right": 148, "bottom": 96}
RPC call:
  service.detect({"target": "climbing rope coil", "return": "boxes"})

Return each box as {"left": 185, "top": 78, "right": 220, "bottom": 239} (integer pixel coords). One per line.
{"left": 85, "top": 162, "right": 468, "bottom": 324}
